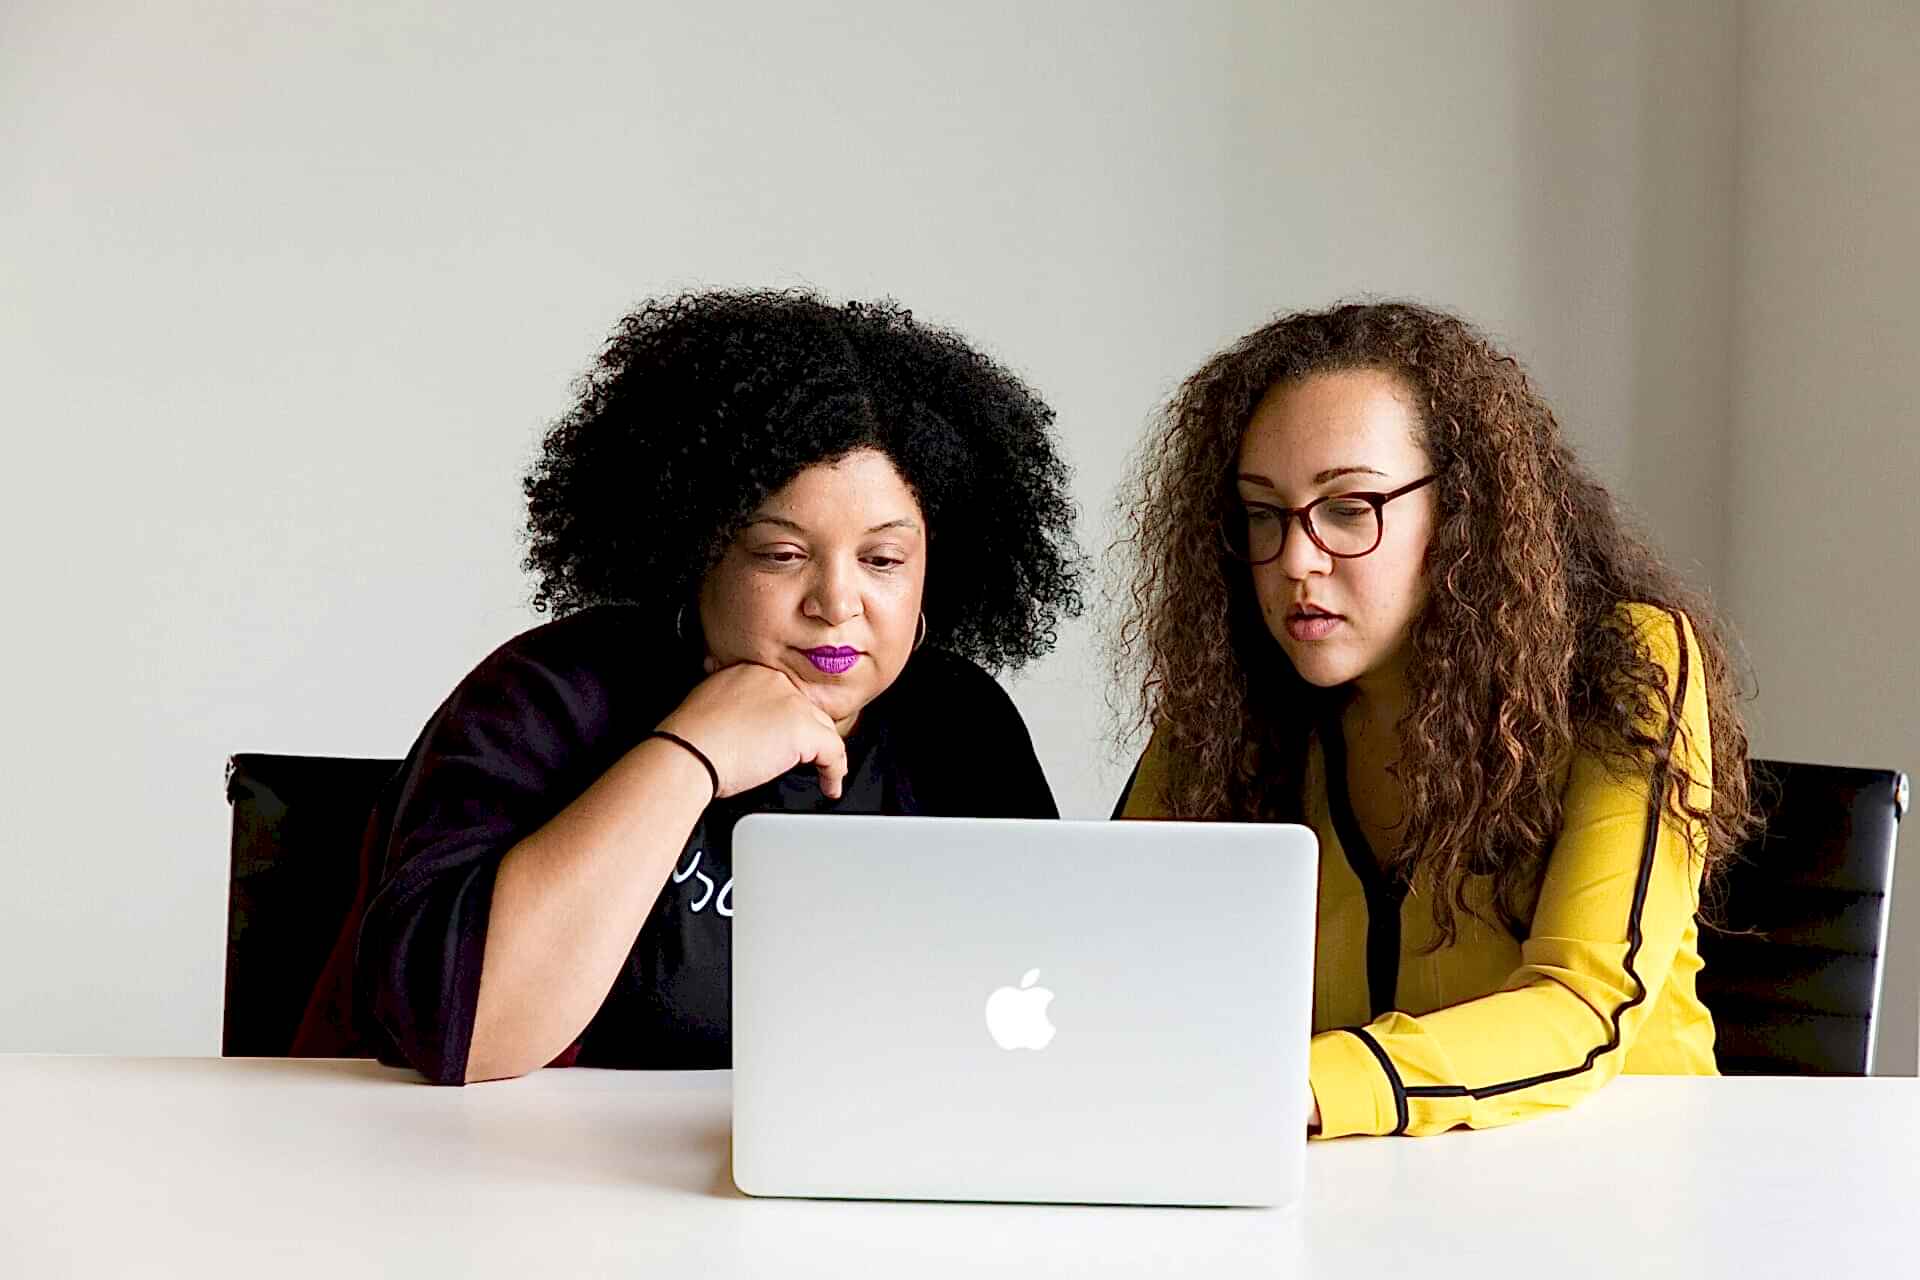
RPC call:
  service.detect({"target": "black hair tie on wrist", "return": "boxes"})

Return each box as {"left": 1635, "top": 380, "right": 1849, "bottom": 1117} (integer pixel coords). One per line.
{"left": 646, "top": 730, "right": 720, "bottom": 802}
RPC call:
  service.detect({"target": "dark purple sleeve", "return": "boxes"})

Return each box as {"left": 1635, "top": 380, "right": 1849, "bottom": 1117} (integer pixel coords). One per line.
{"left": 354, "top": 640, "right": 608, "bottom": 1086}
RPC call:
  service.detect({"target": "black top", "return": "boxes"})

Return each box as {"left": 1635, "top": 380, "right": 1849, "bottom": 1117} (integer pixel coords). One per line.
{"left": 353, "top": 606, "right": 1058, "bottom": 1084}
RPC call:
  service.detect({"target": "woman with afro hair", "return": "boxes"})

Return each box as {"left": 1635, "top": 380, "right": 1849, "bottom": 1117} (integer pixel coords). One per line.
{"left": 1114, "top": 301, "right": 1759, "bottom": 1138}
{"left": 323, "top": 290, "right": 1082, "bottom": 1084}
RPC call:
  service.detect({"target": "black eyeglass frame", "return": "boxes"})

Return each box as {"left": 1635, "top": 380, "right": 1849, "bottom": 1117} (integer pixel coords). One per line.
{"left": 1223, "top": 474, "right": 1438, "bottom": 563}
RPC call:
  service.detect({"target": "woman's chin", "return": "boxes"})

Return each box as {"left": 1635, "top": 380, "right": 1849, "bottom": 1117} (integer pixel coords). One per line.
{"left": 793, "top": 679, "right": 873, "bottom": 731}
{"left": 1275, "top": 639, "right": 1357, "bottom": 689}
{"left": 783, "top": 654, "right": 909, "bottom": 731}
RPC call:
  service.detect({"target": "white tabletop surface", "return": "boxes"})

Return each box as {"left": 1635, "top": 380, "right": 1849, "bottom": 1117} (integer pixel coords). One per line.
{"left": 2, "top": 1056, "right": 1913, "bottom": 1277}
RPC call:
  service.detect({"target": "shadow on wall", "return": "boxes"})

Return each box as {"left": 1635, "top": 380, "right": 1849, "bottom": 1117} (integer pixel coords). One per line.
{"left": 1512, "top": 0, "right": 1736, "bottom": 594}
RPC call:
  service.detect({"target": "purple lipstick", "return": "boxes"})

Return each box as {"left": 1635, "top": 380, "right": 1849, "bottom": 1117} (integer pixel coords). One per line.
{"left": 804, "top": 646, "right": 860, "bottom": 675}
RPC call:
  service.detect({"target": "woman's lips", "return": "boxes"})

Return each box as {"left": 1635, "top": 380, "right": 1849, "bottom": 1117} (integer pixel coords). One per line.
{"left": 1284, "top": 611, "right": 1343, "bottom": 643}
{"left": 803, "top": 646, "right": 861, "bottom": 675}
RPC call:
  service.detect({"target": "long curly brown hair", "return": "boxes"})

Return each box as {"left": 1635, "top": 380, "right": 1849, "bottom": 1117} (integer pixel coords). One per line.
{"left": 1115, "top": 301, "right": 1758, "bottom": 946}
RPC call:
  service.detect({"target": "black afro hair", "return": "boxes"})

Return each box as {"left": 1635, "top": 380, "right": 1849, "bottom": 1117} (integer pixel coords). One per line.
{"left": 522, "top": 289, "right": 1084, "bottom": 672}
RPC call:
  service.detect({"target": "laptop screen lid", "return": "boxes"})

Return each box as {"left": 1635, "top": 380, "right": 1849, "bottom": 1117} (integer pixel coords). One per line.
{"left": 731, "top": 814, "right": 1317, "bottom": 1207}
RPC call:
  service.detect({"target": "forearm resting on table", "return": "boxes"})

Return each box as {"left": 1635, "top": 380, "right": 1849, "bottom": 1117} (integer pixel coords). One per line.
{"left": 465, "top": 739, "right": 711, "bottom": 1082}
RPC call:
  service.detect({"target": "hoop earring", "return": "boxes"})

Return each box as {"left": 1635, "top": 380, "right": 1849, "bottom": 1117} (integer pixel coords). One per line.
{"left": 913, "top": 611, "right": 927, "bottom": 651}
{"left": 675, "top": 605, "right": 690, "bottom": 643}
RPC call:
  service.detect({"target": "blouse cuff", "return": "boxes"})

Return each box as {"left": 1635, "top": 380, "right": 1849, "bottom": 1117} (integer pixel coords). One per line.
{"left": 1309, "top": 1030, "right": 1399, "bottom": 1139}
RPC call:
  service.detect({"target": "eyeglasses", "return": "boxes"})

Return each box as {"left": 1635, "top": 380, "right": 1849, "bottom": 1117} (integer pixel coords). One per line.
{"left": 1221, "top": 475, "right": 1436, "bottom": 563}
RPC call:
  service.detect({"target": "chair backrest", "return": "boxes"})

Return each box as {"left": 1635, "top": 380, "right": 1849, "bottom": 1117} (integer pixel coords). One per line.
{"left": 1697, "top": 758, "right": 1907, "bottom": 1075}
{"left": 223, "top": 752, "right": 401, "bottom": 1056}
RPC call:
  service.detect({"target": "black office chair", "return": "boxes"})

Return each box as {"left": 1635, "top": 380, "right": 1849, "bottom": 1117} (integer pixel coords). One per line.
{"left": 222, "top": 753, "right": 400, "bottom": 1056}
{"left": 1697, "top": 758, "right": 1908, "bottom": 1075}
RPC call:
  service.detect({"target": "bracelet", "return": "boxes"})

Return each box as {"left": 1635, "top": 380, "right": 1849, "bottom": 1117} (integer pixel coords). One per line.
{"left": 645, "top": 730, "right": 720, "bottom": 802}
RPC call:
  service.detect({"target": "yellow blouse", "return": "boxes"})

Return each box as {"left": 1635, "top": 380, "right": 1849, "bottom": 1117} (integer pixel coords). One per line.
{"left": 1120, "top": 603, "right": 1718, "bottom": 1137}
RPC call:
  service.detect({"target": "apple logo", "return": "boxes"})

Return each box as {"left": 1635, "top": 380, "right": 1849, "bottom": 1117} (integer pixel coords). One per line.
{"left": 984, "top": 968, "right": 1056, "bottom": 1050}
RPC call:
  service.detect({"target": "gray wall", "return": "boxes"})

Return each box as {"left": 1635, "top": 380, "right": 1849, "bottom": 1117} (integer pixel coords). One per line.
{"left": 1728, "top": 0, "right": 1920, "bottom": 1075}
{"left": 1, "top": 1, "right": 1908, "bottom": 1070}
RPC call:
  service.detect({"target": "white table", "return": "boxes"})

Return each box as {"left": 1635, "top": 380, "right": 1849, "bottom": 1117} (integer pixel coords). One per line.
{"left": 2, "top": 1057, "right": 1912, "bottom": 1277}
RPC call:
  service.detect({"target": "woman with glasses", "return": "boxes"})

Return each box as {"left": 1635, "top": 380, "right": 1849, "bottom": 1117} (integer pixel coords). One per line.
{"left": 298, "top": 290, "right": 1082, "bottom": 1084}
{"left": 1113, "top": 301, "right": 1759, "bottom": 1137}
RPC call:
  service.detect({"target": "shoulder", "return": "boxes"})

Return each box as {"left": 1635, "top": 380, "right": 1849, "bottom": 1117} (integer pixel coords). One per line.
{"left": 451, "top": 606, "right": 689, "bottom": 709}
{"left": 884, "top": 648, "right": 1022, "bottom": 718}
{"left": 881, "top": 649, "right": 1056, "bottom": 818}
{"left": 1594, "top": 602, "right": 1712, "bottom": 776}
{"left": 879, "top": 649, "right": 1036, "bottom": 762}
{"left": 415, "top": 606, "right": 690, "bottom": 761}
{"left": 1610, "top": 601, "right": 1694, "bottom": 653}
{"left": 473, "top": 605, "right": 665, "bottom": 680}
{"left": 1116, "top": 724, "right": 1176, "bottom": 819}
{"left": 1607, "top": 602, "right": 1700, "bottom": 693}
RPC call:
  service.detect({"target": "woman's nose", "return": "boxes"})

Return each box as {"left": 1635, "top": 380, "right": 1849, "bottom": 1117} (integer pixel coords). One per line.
{"left": 803, "top": 559, "right": 862, "bottom": 625}
{"left": 1275, "top": 516, "right": 1332, "bottom": 579}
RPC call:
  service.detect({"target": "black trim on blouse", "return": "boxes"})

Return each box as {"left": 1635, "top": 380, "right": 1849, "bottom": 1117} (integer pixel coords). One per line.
{"left": 1320, "top": 713, "right": 1410, "bottom": 1021}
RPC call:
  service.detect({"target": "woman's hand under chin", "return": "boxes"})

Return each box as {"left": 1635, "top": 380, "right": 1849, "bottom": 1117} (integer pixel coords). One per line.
{"left": 654, "top": 660, "right": 852, "bottom": 799}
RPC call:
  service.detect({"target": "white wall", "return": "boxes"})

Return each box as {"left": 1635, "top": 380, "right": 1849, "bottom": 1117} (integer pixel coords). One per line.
{"left": 0, "top": 0, "right": 1816, "bottom": 1060}
{"left": 1728, "top": 0, "right": 1920, "bottom": 1075}
{"left": 1224, "top": 1, "right": 1737, "bottom": 587}
{"left": 0, "top": 0, "right": 1237, "bottom": 1054}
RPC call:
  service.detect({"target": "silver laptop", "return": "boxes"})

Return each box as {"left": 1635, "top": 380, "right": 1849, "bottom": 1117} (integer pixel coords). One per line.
{"left": 730, "top": 814, "right": 1318, "bottom": 1207}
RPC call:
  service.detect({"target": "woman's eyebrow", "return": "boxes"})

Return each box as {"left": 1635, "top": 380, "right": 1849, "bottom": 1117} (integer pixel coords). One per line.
{"left": 1236, "top": 466, "right": 1386, "bottom": 490}
{"left": 1312, "top": 465, "right": 1387, "bottom": 484}
{"left": 742, "top": 515, "right": 921, "bottom": 534}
